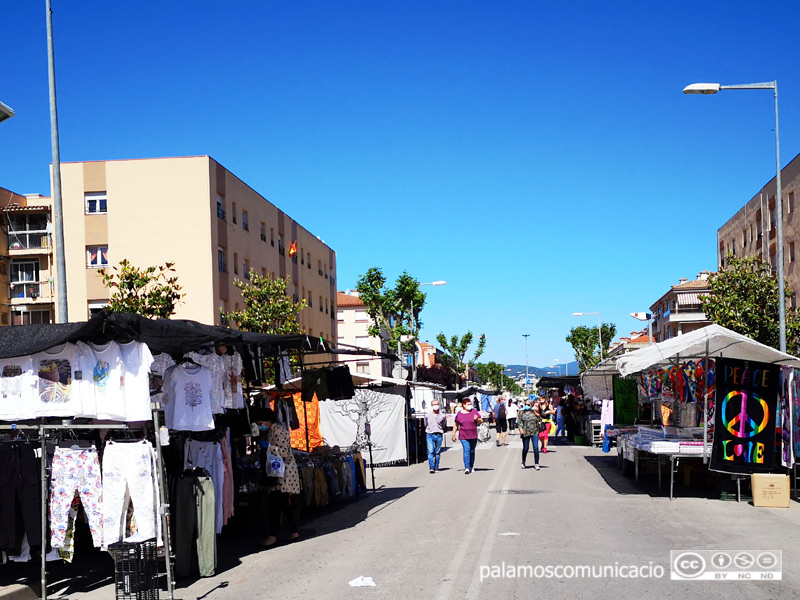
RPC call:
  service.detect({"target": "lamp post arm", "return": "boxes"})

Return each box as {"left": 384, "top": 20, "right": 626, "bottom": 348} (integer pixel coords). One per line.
{"left": 719, "top": 82, "right": 776, "bottom": 91}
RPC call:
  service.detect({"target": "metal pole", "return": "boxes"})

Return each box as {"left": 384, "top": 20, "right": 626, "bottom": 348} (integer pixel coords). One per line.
{"left": 45, "top": 0, "right": 68, "bottom": 323}
{"left": 151, "top": 406, "right": 175, "bottom": 600}
{"left": 774, "top": 81, "right": 786, "bottom": 353}
{"left": 522, "top": 334, "right": 530, "bottom": 397}
{"left": 40, "top": 423, "right": 47, "bottom": 600}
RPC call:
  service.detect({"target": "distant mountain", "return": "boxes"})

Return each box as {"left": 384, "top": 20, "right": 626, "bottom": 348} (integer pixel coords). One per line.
{"left": 505, "top": 362, "right": 579, "bottom": 378}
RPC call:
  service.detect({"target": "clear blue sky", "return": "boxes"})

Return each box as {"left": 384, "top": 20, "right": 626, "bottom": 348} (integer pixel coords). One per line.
{"left": 2, "top": 1, "right": 799, "bottom": 369}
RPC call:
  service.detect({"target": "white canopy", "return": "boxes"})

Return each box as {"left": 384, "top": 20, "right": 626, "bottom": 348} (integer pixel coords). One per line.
{"left": 616, "top": 324, "right": 800, "bottom": 377}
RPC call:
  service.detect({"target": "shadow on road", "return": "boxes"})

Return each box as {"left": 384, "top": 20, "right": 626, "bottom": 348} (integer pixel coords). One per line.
{"left": 584, "top": 454, "right": 719, "bottom": 499}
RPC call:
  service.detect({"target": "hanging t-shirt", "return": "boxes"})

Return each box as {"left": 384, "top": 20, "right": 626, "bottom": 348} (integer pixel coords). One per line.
{"left": 163, "top": 363, "right": 215, "bottom": 431}
{"left": 82, "top": 341, "right": 126, "bottom": 421}
{"left": 31, "top": 344, "right": 88, "bottom": 417}
{"left": 222, "top": 352, "right": 244, "bottom": 409}
{"left": 119, "top": 341, "right": 155, "bottom": 422}
{"left": 0, "top": 356, "right": 37, "bottom": 420}
{"left": 187, "top": 351, "right": 226, "bottom": 414}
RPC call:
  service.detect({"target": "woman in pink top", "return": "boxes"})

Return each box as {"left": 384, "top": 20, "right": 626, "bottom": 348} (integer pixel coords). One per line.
{"left": 452, "top": 397, "right": 483, "bottom": 474}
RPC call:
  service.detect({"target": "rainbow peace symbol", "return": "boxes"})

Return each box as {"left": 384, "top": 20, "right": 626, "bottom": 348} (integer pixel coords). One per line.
{"left": 721, "top": 390, "right": 770, "bottom": 438}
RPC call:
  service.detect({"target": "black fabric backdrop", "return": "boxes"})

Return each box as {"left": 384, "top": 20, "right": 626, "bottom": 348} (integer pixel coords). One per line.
{"left": 710, "top": 357, "right": 779, "bottom": 474}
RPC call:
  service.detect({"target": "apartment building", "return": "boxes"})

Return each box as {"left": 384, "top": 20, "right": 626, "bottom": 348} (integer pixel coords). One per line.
{"left": 55, "top": 156, "right": 336, "bottom": 339}
{"left": 0, "top": 187, "right": 54, "bottom": 325}
{"left": 717, "top": 152, "right": 800, "bottom": 305}
{"left": 336, "top": 291, "right": 391, "bottom": 377}
{"left": 649, "top": 273, "right": 712, "bottom": 342}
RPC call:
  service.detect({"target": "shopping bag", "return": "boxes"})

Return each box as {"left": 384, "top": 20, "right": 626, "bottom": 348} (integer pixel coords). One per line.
{"left": 266, "top": 447, "right": 285, "bottom": 478}
{"left": 478, "top": 423, "right": 491, "bottom": 443}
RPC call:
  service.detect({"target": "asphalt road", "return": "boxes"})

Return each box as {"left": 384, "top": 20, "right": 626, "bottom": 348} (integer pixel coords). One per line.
{"left": 43, "top": 434, "right": 800, "bottom": 600}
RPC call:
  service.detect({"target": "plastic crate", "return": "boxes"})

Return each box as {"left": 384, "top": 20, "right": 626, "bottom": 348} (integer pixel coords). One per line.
{"left": 108, "top": 538, "right": 160, "bottom": 600}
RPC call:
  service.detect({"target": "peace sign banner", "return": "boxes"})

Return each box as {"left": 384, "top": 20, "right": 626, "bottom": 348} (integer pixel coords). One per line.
{"left": 710, "top": 357, "right": 778, "bottom": 474}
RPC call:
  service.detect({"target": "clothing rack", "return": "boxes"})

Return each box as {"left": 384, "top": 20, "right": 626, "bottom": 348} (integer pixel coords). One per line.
{"left": 0, "top": 419, "right": 175, "bottom": 600}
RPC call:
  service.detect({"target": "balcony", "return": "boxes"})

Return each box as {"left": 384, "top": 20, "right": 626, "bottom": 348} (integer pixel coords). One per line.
{"left": 9, "top": 281, "right": 51, "bottom": 301}
{"left": 8, "top": 232, "right": 50, "bottom": 253}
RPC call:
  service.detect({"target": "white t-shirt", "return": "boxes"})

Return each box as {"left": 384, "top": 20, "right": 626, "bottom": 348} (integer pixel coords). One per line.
{"left": 32, "top": 343, "right": 89, "bottom": 417}
{"left": 187, "top": 351, "right": 226, "bottom": 414}
{"left": 83, "top": 341, "right": 126, "bottom": 421}
{"left": 119, "top": 341, "right": 155, "bottom": 422}
{"left": 0, "top": 356, "right": 37, "bottom": 420}
{"left": 222, "top": 352, "right": 244, "bottom": 409}
{"left": 507, "top": 403, "right": 518, "bottom": 419}
{"left": 163, "top": 364, "right": 215, "bottom": 431}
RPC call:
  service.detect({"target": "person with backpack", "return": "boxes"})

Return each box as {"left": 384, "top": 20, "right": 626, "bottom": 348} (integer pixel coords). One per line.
{"left": 518, "top": 400, "right": 542, "bottom": 470}
{"left": 493, "top": 397, "right": 508, "bottom": 447}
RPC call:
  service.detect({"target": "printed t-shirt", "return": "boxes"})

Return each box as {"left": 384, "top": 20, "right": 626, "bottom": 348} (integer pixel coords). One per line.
{"left": 0, "top": 356, "right": 37, "bottom": 420}
{"left": 222, "top": 352, "right": 244, "bottom": 409}
{"left": 119, "top": 341, "right": 155, "bottom": 422}
{"left": 163, "top": 364, "right": 215, "bottom": 431}
{"left": 31, "top": 344, "right": 88, "bottom": 417}
{"left": 84, "top": 341, "right": 126, "bottom": 420}
{"left": 187, "top": 352, "right": 226, "bottom": 414}
{"left": 454, "top": 409, "right": 481, "bottom": 440}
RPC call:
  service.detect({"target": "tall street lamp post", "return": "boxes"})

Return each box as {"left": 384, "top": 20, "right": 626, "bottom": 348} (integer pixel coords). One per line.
{"left": 522, "top": 334, "right": 530, "bottom": 397}
{"left": 572, "top": 312, "right": 603, "bottom": 360}
{"left": 631, "top": 312, "right": 653, "bottom": 345}
{"left": 410, "top": 280, "right": 446, "bottom": 381}
{"left": 683, "top": 81, "right": 785, "bottom": 352}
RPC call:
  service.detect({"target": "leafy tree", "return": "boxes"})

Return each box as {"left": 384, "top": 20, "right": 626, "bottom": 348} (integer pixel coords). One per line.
{"left": 355, "top": 267, "right": 425, "bottom": 352}
{"left": 701, "top": 254, "right": 800, "bottom": 352}
{"left": 416, "top": 364, "right": 459, "bottom": 388}
{"left": 476, "top": 362, "right": 524, "bottom": 394}
{"left": 221, "top": 271, "right": 307, "bottom": 334}
{"left": 99, "top": 259, "right": 183, "bottom": 318}
{"left": 436, "top": 331, "right": 486, "bottom": 387}
{"left": 566, "top": 323, "right": 616, "bottom": 372}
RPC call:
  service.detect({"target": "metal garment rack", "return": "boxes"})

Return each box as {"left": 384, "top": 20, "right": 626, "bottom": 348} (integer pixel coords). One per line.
{"left": 0, "top": 418, "right": 175, "bottom": 600}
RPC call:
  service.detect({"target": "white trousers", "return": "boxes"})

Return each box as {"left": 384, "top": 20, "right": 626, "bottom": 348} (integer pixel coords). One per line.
{"left": 102, "top": 440, "right": 161, "bottom": 547}
{"left": 184, "top": 440, "right": 225, "bottom": 534}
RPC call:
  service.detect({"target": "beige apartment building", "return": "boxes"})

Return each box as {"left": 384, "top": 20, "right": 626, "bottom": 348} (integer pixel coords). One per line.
{"left": 649, "top": 273, "right": 712, "bottom": 342}
{"left": 336, "top": 291, "right": 391, "bottom": 377}
{"left": 0, "top": 187, "right": 55, "bottom": 326}
{"left": 52, "top": 156, "right": 336, "bottom": 338}
{"left": 717, "top": 152, "right": 800, "bottom": 306}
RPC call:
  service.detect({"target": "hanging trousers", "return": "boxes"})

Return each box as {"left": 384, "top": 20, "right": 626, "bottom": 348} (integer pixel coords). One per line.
{"left": 175, "top": 475, "right": 216, "bottom": 578}
{"left": 184, "top": 440, "right": 225, "bottom": 534}
{"left": 102, "top": 441, "right": 160, "bottom": 547}
{"left": 49, "top": 447, "right": 104, "bottom": 549}
{"left": 0, "top": 442, "right": 41, "bottom": 552}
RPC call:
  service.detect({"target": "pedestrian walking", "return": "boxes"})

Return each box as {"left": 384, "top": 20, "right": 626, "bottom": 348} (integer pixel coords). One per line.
{"left": 555, "top": 401, "right": 566, "bottom": 439}
{"left": 507, "top": 400, "right": 518, "bottom": 434}
{"left": 517, "top": 401, "right": 541, "bottom": 470}
{"left": 253, "top": 407, "right": 300, "bottom": 548}
{"left": 424, "top": 400, "right": 447, "bottom": 473}
{"left": 452, "top": 397, "right": 483, "bottom": 474}
{"left": 493, "top": 397, "right": 508, "bottom": 446}
{"left": 536, "top": 396, "right": 555, "bottom": 453}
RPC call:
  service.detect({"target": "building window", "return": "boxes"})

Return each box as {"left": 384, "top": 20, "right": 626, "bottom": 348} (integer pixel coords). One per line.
{"left": 307, "top": 252, "right": 311, "bottom": 269}
{"left": 8, "top": 212, "right": 49, "bottom": 251}
{"left": 791, "top": 242, "right": 796, "bottom": 263}
{"left": 337, "top": 311, "right": 344, "bottom": 323}
{"left": 233, "top": 252, "right": 239, "bottom": 275}
{"left": 307, "top": 291, "right": 312, "bottom": 307}
{"left": 242, "top": 210, "right": 249, "bottom": 231}
{"left": 262, "top": 267, "right": 267, "bottom": 277}
{"left": 790, "top": 192, "right": 796, "bottom": 214}
{"left": 231, "top": 202, "right": 238, "bottom": 224}
{"left": 301, "top": 249, "right": 305, "bottom": 265}
{"left": 260, "top": 222, "right": 266, "bottom": 241}
{"left": 356, "top": 362, "right": 369, "bottom": 375}
{"left": 319, "top": 296, "right": 323, "bottom": 312}
{"left": 244, "top": 259, "right": 250, "bottom": 278}
{"left": 86, "top": 245, "right": 108, "bottom": 268}
{"left": 270, "top": 228, "right": 275, "bottom": 246}
{"left": 218, "top": 248, "right": 227, "bottom": 273}
{"left": 770, "top": 198, "right": 776, "bottom": 230}
{"left": 217, "top": 194, "right": 226, "bottom": 220}
{"left": 318, "top": 260, "right": 323, "bottom": 276}
{"left": 88, "top": 300, "right": 108, "bottom": 317}
{"left": 355, "top": 309, "right": 368, "bottom": 323}
{"left": 278, "top": 236, "right": 285, "bottom": 255}
{"left": 85, "top": 192, "right": 107, "bottom": 215}
{"left": 10, "top": 260, "right": 41, "bottom": 299}
{"left": 11, "top": 309, "right": 51, "bottom": 326}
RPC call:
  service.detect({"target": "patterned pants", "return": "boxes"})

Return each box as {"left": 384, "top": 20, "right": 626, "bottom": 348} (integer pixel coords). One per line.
{"left": 102, "top": 441, "right": 160, "bottom": 547}
{"left": 50, "top": 447, "right": 103, "bottom": 549}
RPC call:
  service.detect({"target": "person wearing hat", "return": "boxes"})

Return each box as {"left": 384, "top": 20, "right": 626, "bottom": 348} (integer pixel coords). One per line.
{"left": 424, "top": 400, "right": 447, "bottom": 473}
{"left": 253, "top": 407, "right": 301, "bottom": 547}
{"left": 517, "top": 400, "right": 541, "bottom": 470}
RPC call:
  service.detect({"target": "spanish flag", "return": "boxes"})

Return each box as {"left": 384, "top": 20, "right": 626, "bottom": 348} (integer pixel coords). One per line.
{"left": 289, "top": 241, "right": 297, "bottom": 257}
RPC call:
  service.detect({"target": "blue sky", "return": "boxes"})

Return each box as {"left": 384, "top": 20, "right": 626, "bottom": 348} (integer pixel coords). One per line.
{"left": 2, "top": 1, "right": 799, "bottom": 369}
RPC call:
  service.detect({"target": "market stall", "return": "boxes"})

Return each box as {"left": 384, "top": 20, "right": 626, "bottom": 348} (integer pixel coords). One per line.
{"left": 614, "top": 324, "right": 800, "bottom": 500}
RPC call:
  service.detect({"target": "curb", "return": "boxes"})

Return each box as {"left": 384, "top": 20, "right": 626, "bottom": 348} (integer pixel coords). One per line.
{"left": 0, "top": 585, "right": 38, "bottom": 600}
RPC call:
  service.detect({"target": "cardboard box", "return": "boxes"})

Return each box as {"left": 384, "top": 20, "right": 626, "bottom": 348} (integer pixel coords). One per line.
{"left": 751, "top": 474, "right": 791, "bottom": 508}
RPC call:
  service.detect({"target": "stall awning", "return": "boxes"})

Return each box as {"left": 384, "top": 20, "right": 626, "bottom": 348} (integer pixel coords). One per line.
{"left": 677, "top": 292, "right": 706, "bottom": 305}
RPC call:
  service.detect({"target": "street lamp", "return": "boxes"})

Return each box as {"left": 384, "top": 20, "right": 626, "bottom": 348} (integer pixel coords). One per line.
{"left": 683, "top": 80, "right": 785, "bottom": 352}
{"left": 410, "top": 280, "right": 447, "bottom": 380}
{"left": 522, "top": 334, "right": 530, "bottom": 397}
{"left": 572, "top": 312, "right": 604, "bottom": 360}
{"left": 548, "top": 365, "right": 562, "bottom": 376}
{"left": 553, "top": 359, "right": 565, "bottom": 376}
{"left": 0, "top": 101, "right": 14, "bottom": 123}
{"left": 630, "top": 312, "right": 653, "bottom": 345}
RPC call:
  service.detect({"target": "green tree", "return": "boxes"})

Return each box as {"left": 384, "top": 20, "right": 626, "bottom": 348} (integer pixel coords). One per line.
{"left": 99, "top": 259, "right": 184, "bottom": 318}
{"left": 476, "top": 361, "right": 523, "bottom": 394}
{"left": 701, "top": 254, "right": 800, "bottom": 351}
{"left": 566, "top": 323, "right": 616, "bottom": 372}
{"left": 221, "top": 271, "right": 307, "bottom": 334}
{"left": 436, "top": 331, "right": 486, "bottom": 387}
{"left": 355, "top": 267, "right": 426, "bottom": 352}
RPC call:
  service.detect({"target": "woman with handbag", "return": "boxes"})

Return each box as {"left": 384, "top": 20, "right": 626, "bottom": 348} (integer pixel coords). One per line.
{"left": 517, "top": 401, "right": 541, "bottom": 470}
{"left": 536, "top": 397, "right": 555, "bottom": 453}
{"left": 253, "top": 407, "right": 301, "bottom": 548}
